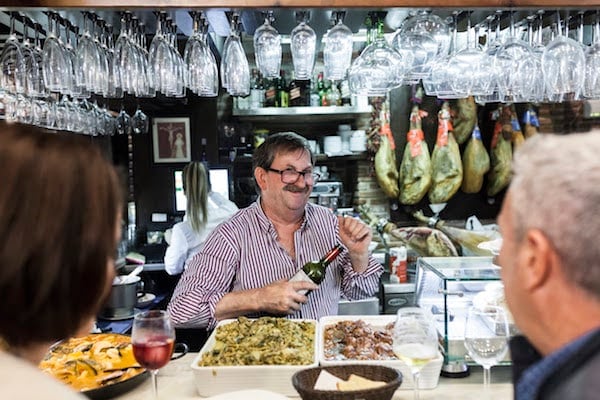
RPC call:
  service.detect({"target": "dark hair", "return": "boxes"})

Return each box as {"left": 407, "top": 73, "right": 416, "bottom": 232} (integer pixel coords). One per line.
{"left": 182, "top": 161, "right": 209, "bottom": 232}
{"left": 252, "top": 131, "right": 314, "bottom": 171}
{"left": 0, "top": 124, "right": 124, "bottom": 348}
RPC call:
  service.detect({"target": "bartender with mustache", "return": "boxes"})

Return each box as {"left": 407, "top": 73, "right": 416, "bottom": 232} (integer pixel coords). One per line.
{"left": 168, "top": 131, "right": 383, "bottom": 330}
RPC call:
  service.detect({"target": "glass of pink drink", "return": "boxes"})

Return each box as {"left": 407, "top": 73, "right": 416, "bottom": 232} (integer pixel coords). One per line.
{"left": 132, "top": 310, "right": 175, "bottom": 399}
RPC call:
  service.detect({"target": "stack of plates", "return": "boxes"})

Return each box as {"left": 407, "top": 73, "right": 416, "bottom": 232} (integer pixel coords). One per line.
{"left": 323, "top": 136, "right": 343, "bottom": 155}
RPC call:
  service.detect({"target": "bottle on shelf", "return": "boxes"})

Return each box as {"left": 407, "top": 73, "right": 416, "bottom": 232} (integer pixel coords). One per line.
{"left": 250, "top": 68, "right": 264, "bottom": 109}
{"left": 263, "top": 76, "right": 278, "bottom": 107}
{"left": 288, "top": 72, "right": 310, "bottom": 107}
{"left": 317, "top": 72, "right": 327, "bottom": 106}
{"left": 289, "top": 244, "right": 344, "bottom": 294}
{"left": 278, "top": 70, "right": 289, "bottom": 108}
{"left": 340, "top": 79, "right": 352, "bottom": 106}
{"left": 310, "top": 76, "right": 321, "bottom": 107}
{"left": 327, "top": 80, "right": 341, "bottom": 107}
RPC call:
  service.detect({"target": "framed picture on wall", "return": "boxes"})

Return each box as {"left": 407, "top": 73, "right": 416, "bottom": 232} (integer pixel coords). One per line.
{"left": 152, "top": 117, "right": 191, "bottom": 163}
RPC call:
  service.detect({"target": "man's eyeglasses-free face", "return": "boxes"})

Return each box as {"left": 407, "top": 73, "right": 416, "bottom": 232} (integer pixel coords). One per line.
{"left": 266, "top": 167, "right": 321, "bottom": 184}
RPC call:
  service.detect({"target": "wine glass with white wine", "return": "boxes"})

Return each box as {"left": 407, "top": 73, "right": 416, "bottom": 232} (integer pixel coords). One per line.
{"left": 464, "top": 305, "right": 510, "bottom": 389}
{"left": 392, "top": 307, "right": 440, "bottom": 400}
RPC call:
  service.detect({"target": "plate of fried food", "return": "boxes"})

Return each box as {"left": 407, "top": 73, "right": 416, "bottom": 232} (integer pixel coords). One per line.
{"left": 39, "top": 333, "right": 147, "bottom": 399}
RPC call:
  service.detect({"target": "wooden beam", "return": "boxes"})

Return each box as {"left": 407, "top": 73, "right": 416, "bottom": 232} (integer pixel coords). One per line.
{"left": 2, "top": 0, "right": 600, "bottom": 10}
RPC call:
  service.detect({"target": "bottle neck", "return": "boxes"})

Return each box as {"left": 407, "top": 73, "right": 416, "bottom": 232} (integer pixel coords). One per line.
{"left": 320, "top": 244, "right": 343, "bottom": 266}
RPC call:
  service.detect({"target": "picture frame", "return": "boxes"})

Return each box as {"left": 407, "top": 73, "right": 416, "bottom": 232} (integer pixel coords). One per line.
{"left": 152, "top": 117, "right": 191, "bottom": 163}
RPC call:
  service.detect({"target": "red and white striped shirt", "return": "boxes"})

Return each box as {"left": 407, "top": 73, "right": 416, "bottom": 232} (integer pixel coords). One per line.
{"left": 167, "top": 200, "right": 383, "bottom": 330}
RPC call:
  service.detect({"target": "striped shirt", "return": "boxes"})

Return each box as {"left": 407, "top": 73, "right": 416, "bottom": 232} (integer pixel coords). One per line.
{"left": 167, "top": 199, "right": 383, "bottom": 330}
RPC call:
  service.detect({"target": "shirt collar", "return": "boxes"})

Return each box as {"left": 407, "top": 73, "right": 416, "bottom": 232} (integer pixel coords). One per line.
{"left": 251, "top": 196, "right": 314, "bottom": 233}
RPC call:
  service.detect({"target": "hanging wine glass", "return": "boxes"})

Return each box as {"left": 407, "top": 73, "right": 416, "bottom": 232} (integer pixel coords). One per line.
{"left": 222, "top": 14, "right": 250, "bottom": 97}
{"left": 253, "top": 11, "right": 281, "bottom": 79}
{"left": 132, "top": 103, "right": 149, "bottom": 134}
{"left": 584, "top": 11, "right": 600, "bottom": 99}
{"left": 394, "top": 10, "right": 450, "bottom": 82}
{"left": 290, "top": 11, "right": 317, "bottom": 80}
{"left": 323, "top": 11, "right": 354, "bottom": 81}
{"left": 348, "top": 17, "right": 407, "bottom": 96}
{"left": 42, "top": 12, "right": 70, "bottom": 93}
{"left": 542, "top": 11, "right": 585, "bottom": 102}
{"left": 1, "top": 12, "right": 26, "bottom": 95}
{"left": 494, "top": 11, "right": 536, "bottom": 103}
{"left": 447, "top": 13, "right": 493, "bottom": 98}
{"left": 184, "top": 12, "right": 218, "bottom": 97}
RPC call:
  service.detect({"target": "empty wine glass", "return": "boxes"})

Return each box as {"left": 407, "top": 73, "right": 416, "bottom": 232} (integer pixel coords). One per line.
{"left": 132, "top": 310, "right": 175, "bottom": 400}
{"left": 323, "top": 12, "right": 353, "bottom": 81}
{"left": 132, "top": 104, "right": 149, "bottom": 134}
{"left": 395, "top": 10, "right": 450, "bottom": 82}
{"left": 348, "top": 19, "right": 407, "bottom": 96}
{"left": 393, "top": 307, "right": 440, "bottom": 400}
{"left": 290, "top": 12, "right": 317, "bottom": 80}
{"left": 253, "top": 11, "right": 281, "bottom": 79}
{"left": 184, "top": 12, "right": 218, "bottom": 97}
{"left": 542, "top": 12, "right": 585, "bottom": 102}
{"left": 116, "top": 106, "right": 131, "bottom": 135}
{"left": 584, "top": 11, "right": 600, "bottom": 99}
{"left": 222, "top": 15, "right": 250, "bottom": 97}
{"left": 464, "top": 305, "right": 510, "bottom": 390}
{"left": 1, "top": 12, "right": 25, "bottom": 95}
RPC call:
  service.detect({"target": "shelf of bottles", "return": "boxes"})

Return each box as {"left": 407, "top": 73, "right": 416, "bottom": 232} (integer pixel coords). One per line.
{"left": 232, "top": 68, "right": 372, "bottom": 121}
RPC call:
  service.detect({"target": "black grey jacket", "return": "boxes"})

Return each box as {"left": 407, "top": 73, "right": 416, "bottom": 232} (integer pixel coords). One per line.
{"left": 510, "top": 330, "right": 600, "bottom": 400}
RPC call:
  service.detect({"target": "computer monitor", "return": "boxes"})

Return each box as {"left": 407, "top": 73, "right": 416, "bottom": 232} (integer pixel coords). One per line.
{"left": 174, "top": 167, "right": 231, "bottom": 212}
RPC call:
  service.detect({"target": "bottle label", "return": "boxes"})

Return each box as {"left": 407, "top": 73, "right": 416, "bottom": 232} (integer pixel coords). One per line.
{"left": 289, "top": 269, "right": 313, "bottom": 295}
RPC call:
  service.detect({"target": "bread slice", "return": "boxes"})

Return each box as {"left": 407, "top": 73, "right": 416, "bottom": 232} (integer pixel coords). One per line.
{"left": 336, "top": 374, "right": 386, "bottom": 391}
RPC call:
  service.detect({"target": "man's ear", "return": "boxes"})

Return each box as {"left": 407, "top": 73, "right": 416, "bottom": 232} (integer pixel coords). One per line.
{"left": 520, "top": 229, "right": 555, "bottom": 291}
{"left": 254, "top": 167, "right": 267, "bottom": 191}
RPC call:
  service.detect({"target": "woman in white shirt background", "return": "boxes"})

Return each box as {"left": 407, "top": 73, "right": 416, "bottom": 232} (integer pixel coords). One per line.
{"left": 164, "top": 161, "right": 239, "bottom": 276}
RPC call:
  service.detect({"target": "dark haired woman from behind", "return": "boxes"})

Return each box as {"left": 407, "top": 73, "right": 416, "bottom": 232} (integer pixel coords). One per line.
{"left": 0, "top": 123, "right": 124, "bottom": 399}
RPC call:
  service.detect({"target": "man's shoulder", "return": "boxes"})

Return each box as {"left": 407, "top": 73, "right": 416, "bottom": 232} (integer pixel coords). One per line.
{"left": 544, "top": 350, "right": 600, "bottom": 400}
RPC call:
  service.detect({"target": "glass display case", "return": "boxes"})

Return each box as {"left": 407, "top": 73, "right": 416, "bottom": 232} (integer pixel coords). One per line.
{"left": 414, "top": 256, "right": 508, "bottom": 375}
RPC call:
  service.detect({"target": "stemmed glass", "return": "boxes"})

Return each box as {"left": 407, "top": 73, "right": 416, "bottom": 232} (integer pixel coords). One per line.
{"left": 184, "top": 11, "right": 218, "bottom": 97}
{"left": 464, "top": 305, "right": 510, "bottom": 390}
{"left": 222, "top": 15, "right": 250, "bottom": 96}
{"left": 290, "top": 11, "right": 317, "bottom": 80}
{"left": 323, "top": 11, "right": 353, "bottom": 81}
{"left": 542, "top": 12, "right": 585, "bottom": 102}
{"left": 131, "top": 310, "right": 175, "bottom": 400}
{"left": 584, "top": 11, "right": 600, "bottom": 99}
{"left": 253, "top": 11, "right": 281, "bottom": 79}
{"left": 392, "top": 307, "right": 440, "bottom": 400}
{"left": 1, "top": 12, "right": 25, "bottom": 96}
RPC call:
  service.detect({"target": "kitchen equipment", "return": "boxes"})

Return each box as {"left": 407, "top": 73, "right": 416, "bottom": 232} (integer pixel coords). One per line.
{"left": 99, "top": 275, "right": 143, "bottom": 320}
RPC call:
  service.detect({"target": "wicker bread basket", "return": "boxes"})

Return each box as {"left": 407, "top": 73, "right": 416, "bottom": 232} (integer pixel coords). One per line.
{"left": 292, "top": 364, "right": 402, "bottom": 400}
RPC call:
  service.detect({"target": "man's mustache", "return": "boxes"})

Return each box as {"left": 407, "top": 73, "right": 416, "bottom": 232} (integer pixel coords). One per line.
{"left": 283, "top": 184, "right": 310, "bottom": 193}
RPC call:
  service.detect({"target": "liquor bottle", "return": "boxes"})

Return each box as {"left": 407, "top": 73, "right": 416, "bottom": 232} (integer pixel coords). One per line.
{"left": 250, "top": 69, "right": 264, "bottom": 109}
{"left": 340, "top": 79, "right": 352, "bottom": 106}
{"left": 326, "top": 80, "right": 341, "bottom": 107}
{"left": 289, "top": 244, "right": 343, "bottom": 294}
{"left": 278, "top": 70, "right": 289, "bottom": 108}
{"left": 310, "top": 76, "right": 321, "bottom": 107}
{"left": 263, "top": 77, "right": 278, "bottom": 107}
{"left": 316, "top": 72, "right": 327, "bottom": 106}
{"left": 288, "top": 72, "right": 310, "bottom": 107}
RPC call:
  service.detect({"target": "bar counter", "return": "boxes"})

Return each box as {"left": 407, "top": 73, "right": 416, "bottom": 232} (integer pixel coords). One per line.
{"left": 113, "top": 353, "right": 514, "bottom": 400}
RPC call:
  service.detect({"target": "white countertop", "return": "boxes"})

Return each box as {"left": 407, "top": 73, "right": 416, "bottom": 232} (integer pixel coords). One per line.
{"left": 113, "top": 353, "right": 514, "bottom": 400}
